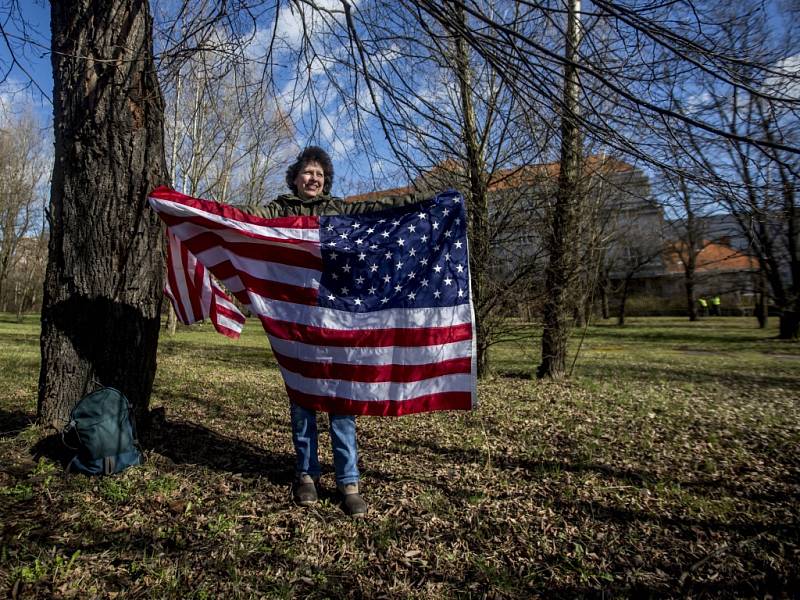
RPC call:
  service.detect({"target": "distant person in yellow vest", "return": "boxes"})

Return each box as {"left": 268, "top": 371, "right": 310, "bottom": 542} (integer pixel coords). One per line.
{"left": 698, "top": 297, "right": 708, "bottom": 316}
{"left": 711, "top": 295, "right": 721, "bottom": 316}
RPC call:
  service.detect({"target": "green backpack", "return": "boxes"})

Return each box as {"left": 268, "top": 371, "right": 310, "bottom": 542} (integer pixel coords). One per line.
{"left": 63, "top": 387, "right": 142, "bottom": 475}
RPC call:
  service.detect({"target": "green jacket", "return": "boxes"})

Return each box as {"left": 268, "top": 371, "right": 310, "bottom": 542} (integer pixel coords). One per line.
{"left": 236, "top": 192, "right": 424, "bottom": 218}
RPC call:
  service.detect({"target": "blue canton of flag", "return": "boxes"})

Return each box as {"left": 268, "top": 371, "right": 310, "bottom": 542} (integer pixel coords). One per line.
{"left": 318, "top": 190, "right": 469, "bottom": 311}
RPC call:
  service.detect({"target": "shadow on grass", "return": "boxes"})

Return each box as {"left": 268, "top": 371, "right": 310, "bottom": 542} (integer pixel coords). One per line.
{"left": 158, "top": 338, "right": 278, "bottom": 368}
{"left": 0, "top": 333, "right": 40, "bottom": 346}
{"left": 495, "top": 369, "right": 535, "bottom": 380}
{"left": 0, "top": 314, "right": 37, "bottom": 325}
{"left": 142, "top": 410, "right": 294, "bottom": 485}
{"left": 383, "top": 437, "right": 799, "bottom": 511}
{"left": 0, "top": 409, "right": 35, "bottom": 439}
{"left": 588, "top": 325, "right": 772, "bottom": 347}
{"left": 575, "top": 360, "right": 798, "bottom": 389}
{"left": 547, "top": 573, "right": 799, "bottom": 599}
{"left": 27, "top": 410, "right": 294, "bottom": 485}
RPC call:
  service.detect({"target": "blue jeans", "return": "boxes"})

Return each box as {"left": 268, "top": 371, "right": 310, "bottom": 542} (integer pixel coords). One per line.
{"left": 290, "top": 403, "right": 359, "bottom": 486}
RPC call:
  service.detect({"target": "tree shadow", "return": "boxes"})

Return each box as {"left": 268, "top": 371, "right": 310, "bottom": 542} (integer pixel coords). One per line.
{"left": 157, "top": 338, "right": 278, "bottom": 369}
{"left": 576, "top": 360, "right": 798, "bottom": 389}
{"left": 0, "top": 409, "right": 35, "bottom": 439}
{"left": 0, "top": 333, "right": 40, "bottom": 346}
{"left": 381, "top": 437, "right": 799, "bottom": 515}
{"left": 27, "top": 409, "right": 295, "bottom": 486}
{"left": 495, "top": 369, "right": 534, "bottom": 380}
{"left": 141, "top": 409, "right": 294, "bottom": 485}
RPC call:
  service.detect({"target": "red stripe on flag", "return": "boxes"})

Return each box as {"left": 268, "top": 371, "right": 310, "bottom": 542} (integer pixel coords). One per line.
{"left": 150, "top": 187, "right": 319, "bottom": 230}
{"left": 286, "top": 388, "right": 473, "bottom": 416}
{"left": 213, "top": 322, "right": 242, "bottom": 339}
{"left": 214, "top": 302, "right": 247, "bottom": 325}
{"left": 178, "top": 231, "right": 322, "bottom": 271}
{"left": 261, "top": 316, "right": 473, "bottom": 347}
{"left": 273, "top": 350, "right": 471, "bottom": 383}
{"left": 211, "top": 261, "right": 318, "bottom": 305}
{"left": 227, "top": 287, "right": 254, "bottom": 308}
{"left": 158, "top": 212, "right": 321, "bottom": 253}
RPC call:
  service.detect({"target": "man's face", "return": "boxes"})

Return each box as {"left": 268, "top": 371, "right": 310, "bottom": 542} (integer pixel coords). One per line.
{"left": 294, "top": 160, "right": 325, "bottom": 199}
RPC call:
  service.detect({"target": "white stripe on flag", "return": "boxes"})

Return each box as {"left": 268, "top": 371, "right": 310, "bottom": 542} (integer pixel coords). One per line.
{"left": 267, "top": 337, "right": 473, "bottom": 366}
{"left": 158, "top": 199, "right": 320, "bottom": 246}
{"left": 279, "top": 369, "right": 474, "bottom": 402}
{"left": 196, "top": 247, "right": 321, "bottom": 288}
{"left": 248, "top": 295, "right": 472, "bottom": 330}
{"left": 198, "top": 265, "right": 213, "bottom": 320}
{"left": 169, "top": 234, "right": 197, "bottom": 323}
{"left": 216, "top": 313, "right": 245, "bottom": 333}
{"left": 215, "top": 294, "right": 242, "bottom": 314}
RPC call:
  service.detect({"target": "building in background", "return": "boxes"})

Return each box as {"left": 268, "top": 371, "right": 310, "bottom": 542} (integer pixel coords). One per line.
{"left": 347, "top": 157, "right": 763, "bottom": 318}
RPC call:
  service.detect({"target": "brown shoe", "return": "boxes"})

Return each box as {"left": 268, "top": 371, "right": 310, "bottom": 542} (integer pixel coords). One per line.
{"left": 338, "top": 483, "right": 367, "bottom": 518}
{"left": 293, "top": 474, "right": 319, "bottom": 506}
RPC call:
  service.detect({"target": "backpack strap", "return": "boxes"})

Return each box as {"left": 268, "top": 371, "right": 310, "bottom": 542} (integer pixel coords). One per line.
{"left": 61, "top": 419, "right": 79, "bottom": 451}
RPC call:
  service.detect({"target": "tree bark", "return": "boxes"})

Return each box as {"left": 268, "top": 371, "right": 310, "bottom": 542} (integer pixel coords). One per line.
{"left": 454, "top": 5, "right": 491, "bottom": 378}
{"left": 617, "top": 278, "right": 630, "bottom": 326}
{"left": 39, "top": 0, "right": 168, "bottom": 429}
{"left": 778, "top": 309, "right": 799, "bottom": 340}
{"left": 685, "top": 270, "right": 697, "bottom": 322}
{"left": 166, "top": 306, "right": 178, "bottom": 336}
{"left": 538, "top": 0, "right": 582, "bottom": 379}
{"left": 756, "top": 268, "right": 768, "bottom": 329}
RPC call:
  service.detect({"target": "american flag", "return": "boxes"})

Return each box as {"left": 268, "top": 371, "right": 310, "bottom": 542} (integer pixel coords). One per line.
{"left": 149, "top": 186, "right": 477, "bottom": 416}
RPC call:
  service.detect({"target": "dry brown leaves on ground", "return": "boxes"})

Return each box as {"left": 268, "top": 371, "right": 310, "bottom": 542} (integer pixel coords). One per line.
{"left": 1, "top": 316, "right": 798, "bottom": 598}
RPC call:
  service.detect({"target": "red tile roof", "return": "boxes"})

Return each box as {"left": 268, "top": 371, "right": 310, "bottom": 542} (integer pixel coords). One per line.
{"left": 345, "top": 185, "right": 414, "bottom": 204}
{"left": 345, "top": 155, "right": 636, "bottom": 201}
{"left": 664, "top": 240, "right": 757, "bottom": 273}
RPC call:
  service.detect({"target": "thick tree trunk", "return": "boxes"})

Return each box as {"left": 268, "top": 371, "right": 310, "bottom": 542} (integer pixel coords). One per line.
{"left": 39, "top": 0, "right": 168, "bottom": 429}
{"left": 538, "top": 0, "right": 582, "bottom": 379}
{"left": 574, "top": 299, "right": 586, "bottom": 328}
{"left": 778, "top": 292, "right": 799, "bottom": 339}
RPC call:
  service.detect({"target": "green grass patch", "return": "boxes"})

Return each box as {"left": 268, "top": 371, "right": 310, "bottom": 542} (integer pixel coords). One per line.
{"left": 1, "top": 313, "right": 798, "bottom": 597}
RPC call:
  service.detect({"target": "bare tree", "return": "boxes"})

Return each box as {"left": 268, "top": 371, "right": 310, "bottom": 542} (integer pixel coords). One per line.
{"left": 606, "top": 225, "right": 665, "bottom": 326}
{"left": 658, "top": 172, "right": 713, "bottom": 322}
{"left": 672, "top": 5, "right": 800, "bottom": 338}
{"left": 0, "top": 112, "right": 46, "bottom": 306}
{"left": 162, "top": 48, "right": 294, "bottom": 205}
{"left": 537, "top": 0, "right": 583, "bottom": 378}
{"left": 4, "top": 0, "right": 798, "bottom": 402}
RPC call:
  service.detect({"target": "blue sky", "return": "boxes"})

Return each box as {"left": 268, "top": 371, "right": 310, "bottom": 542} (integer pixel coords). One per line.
{"left": 0, "top": 1, "right": 399, "bottom": 195}
{"left": 0, "top": 1, "right": 52, "bottom": 116}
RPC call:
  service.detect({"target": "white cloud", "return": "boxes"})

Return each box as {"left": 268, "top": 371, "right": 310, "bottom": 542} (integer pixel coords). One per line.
{"left": 272, "top": 0, "right": 353, "bottom": 51}
{"left": 763, "top": 53, "right": 800, "bottom": 102}
{"left": 0, "top": 79, "right": 49, "bottom": 126}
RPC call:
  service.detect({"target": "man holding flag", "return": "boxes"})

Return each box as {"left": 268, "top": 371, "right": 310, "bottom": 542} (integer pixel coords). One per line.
{"left": 150, "top": 146, "right": 477, "bottom": 517}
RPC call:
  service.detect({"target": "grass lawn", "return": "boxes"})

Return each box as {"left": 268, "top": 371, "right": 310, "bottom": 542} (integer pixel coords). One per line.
{"left": 1, "top": 314, "right": 798, "bottom": 598}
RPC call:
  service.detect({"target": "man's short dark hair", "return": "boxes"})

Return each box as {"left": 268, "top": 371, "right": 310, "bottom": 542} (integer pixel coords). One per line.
{"left": 285, "top": 146, "right": 334, "bottom": 195}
